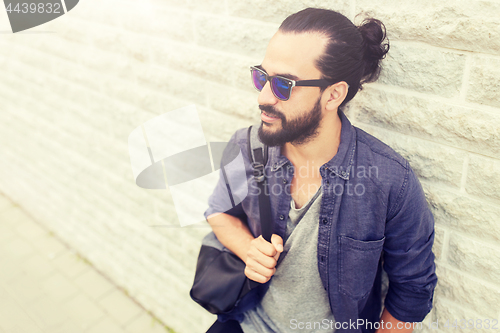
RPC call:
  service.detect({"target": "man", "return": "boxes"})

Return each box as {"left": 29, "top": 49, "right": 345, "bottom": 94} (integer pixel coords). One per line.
{"left": 204, "top": 8, "right": 437, "bottom": 333}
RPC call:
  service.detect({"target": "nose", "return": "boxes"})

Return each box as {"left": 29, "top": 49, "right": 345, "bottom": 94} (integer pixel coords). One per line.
{"left": 257, "top": 81, "right": 279, "bottom": 106}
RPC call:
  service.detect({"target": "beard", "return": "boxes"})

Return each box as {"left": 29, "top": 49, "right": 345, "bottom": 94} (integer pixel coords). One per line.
{"left": 258, "top": 97, "right": 323, "bottom": 147}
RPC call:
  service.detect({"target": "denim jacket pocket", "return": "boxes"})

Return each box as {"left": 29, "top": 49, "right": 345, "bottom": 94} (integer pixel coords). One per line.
{"left": 339, "top": 235, "right": 385, "bottom": 300}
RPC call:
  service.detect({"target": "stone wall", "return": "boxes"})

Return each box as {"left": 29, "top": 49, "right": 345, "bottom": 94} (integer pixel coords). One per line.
{"left": 0, "top": 1, "right": 498, "bottom": 332}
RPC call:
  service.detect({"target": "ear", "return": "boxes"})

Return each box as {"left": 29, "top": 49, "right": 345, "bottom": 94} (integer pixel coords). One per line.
{"left": 324, "top": 81, "right": 349, "bottom": 111}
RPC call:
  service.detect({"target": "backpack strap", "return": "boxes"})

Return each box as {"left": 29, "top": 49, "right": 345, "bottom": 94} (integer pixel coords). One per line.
{"left": 247, "top": 125, "right": 272, "bottom": 243}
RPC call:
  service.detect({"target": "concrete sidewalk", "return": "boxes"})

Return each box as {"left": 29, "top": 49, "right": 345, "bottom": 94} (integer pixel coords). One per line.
{"left": 0, "top": 194, "right": 173, "bottom": 333}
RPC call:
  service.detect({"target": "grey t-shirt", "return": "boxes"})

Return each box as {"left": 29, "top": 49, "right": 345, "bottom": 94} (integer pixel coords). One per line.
{"left": 241, "top": 187, "right": 335, "bottom": 332}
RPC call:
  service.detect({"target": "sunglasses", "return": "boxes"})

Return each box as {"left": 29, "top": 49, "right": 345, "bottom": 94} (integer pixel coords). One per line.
{"left": 250, "top": 66, "right": 333, "bottom": 101}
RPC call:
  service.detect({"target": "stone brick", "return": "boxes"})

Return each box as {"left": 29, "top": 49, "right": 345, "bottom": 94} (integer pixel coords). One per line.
{"left": 77, "top": 47, "right": 138, "bottom": 85}
{"left": 467, "top": 55, "right": 500, "bottom": 109}
{"left": 197, "top": 105, "right": 252, "bottom": 142}
{"left": 136, "top": 65, "right": 208, "bottom": 106}
{"left": 189, "top": 0, "right": 226, "bottom": 13}
{"left": 51, "top": 15, "right": 91, "bottom": 44}
{"left": 108, "top": 105, "right": 156, "bottom": 144}
{"left": 433, "top": 227, "right": 445, "bottom": 262}
{"left": 151, "top": 40, "right": 257, "bottom": 92}
{"left": 207, "top": 82, "right": 261, "bottom": 122}
{"left": 435, "top": 265, "right": 500, "bottom": 318}
{"left": 379, "top": 42, "right": 466, "bottom": 98}
{"left": 195, "top": 15, "right": 276, "bottom": 58}
{"left": 119, "top": 5, "right": 195, "bottom": 42}
{"left": 108, "top": 80, "right": 164, "bottom": 112}
{"left": 1, "top": 60, "right": 44, "bottom": 97}
{"left": 466, "top": 154, "right": 500, "bottom": 201}
{"left": 158, "top": 95, "right": 198, "bottom": 115}
{"left": 153, "top": 192, "right": 182, "bottom": 228}
{"left": 26, "top": 32, "right": 84, "bottom": 66}
{"left": 356, "top": 125, "right": 465, "bottom": 188}
{"left": 90, "top": 23, "right": 152, "bottom": 64}
{"left": 424, "top": 186, "right": 500, "bottom": 243}
{"left": 447, "top": 233, "right": 500, "bottom": 285}
{"left": 228, "top": 0, "right": 351, "bottom": 23}
{"left": 51, "top": 56, "right": 103, "bottom": 93}
{"left": 357, "top": 0, "right": 500, "bottom": 55}
{"left": 7, "top": 43, "right": 55, "bottom": 74}
{"left": 354, "top": 87, "right": 500, "bottom": 159}
{"left": 120, "top": 0, "right": 190, "bottom": 11}
{"left": 33, "top": 73, "right": 91, "bottom": 112}
{"left": 69, "top": 1, "right": 126, "bottom": 30}
{"left": 433, "top": 298, "right": 487, "bottom": 333}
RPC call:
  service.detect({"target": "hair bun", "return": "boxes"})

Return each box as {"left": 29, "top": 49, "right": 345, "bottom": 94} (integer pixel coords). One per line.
{"left": 357, "top": 18, "right": 390, "bottom": 84}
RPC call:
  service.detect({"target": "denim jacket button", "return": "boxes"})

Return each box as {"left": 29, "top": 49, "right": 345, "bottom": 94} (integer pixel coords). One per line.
{"left": 279, "top": 214, "right": 285, "bottom": 220}
{"left": 282, "top": 179, "right": 287, "bottom": 184}
{"left": 322, "top": 218, "right": 328, "bottom": 224}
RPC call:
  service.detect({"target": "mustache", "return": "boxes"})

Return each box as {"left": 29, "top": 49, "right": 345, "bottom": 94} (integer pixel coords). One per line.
{"left": 259, "top": 105, "right": 285, "bottom": 119}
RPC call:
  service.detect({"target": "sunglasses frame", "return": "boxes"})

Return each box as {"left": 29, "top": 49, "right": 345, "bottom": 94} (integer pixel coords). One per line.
{"left": 250, "top": 66, "right": 334, "bottom": 101}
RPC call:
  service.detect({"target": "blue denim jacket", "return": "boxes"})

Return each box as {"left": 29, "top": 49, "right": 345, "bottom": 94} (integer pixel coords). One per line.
{"left": 205, "top": 111, "right": 437, "bottom": 332}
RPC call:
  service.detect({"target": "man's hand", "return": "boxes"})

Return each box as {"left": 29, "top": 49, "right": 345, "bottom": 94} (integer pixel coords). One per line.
{"left": 244, "top": 234, "right": 283, "bottom": 283}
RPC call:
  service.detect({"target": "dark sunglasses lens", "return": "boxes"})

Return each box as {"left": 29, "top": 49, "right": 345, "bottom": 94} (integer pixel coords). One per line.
{"left": 271, "top": 77, "right": 291, "bottom": 100}
{"left": 252, "top": 69, "right": 266, "bottom": 91}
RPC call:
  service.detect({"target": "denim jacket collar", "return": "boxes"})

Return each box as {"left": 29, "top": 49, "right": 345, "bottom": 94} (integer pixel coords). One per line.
{"left": 267, "top": 110, "right": 356, "bottom": 181}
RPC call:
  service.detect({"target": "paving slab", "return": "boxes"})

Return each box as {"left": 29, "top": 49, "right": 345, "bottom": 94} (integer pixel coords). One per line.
{"left": 0, "top": 220, "right": 16, "bottom": 243}
{"left": 19, "top": 253, "right": 57, "bottom": 281}
{"left": 0, "top": 195, "right": 13, "bottom": 212}
{"left": 74, "top": 269, "right": 117, "bottom": 301}
{"left": 125, "top": 312, "right": 171, "bottom": 333}
{"left": 0, "top": 285, "right": 43, "bottom": 333}
{"left": 51, "top": 249, "right": 92, "bottom": 279}
{"left": 2, "top": 237, "right": 36, "bottom": 260}
{"left": 65, "top": 294, "right": 106, "bottom": 330}
{"left": 31, "top": 233, "right": 67, "bottom": 260}
{"left": 41, "top": 273, "right": 80, "bottom": 303}
{"left": 0, "top": 192, "right": 175, "bottom": 333}
{"left": 15, "top": 218, "right": 47, "bottom": 241}
{"left": 98, "top": 289, "right": 143, "bottom": 327}
{"left": 24, "top": 295, "right": 73, "bottom": 330}
{"left": 7, "top": 274, "right": 47, "bottom": 305}
{"left": 86, "top": 317, "right": 127, "bottom": 333}
{"left": 1, "top": 205, "right": 33, "bottom": 229}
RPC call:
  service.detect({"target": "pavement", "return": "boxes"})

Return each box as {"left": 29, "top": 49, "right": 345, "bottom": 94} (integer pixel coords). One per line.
{"left": 0, "top": 193, "right": 174, "bottom": 333}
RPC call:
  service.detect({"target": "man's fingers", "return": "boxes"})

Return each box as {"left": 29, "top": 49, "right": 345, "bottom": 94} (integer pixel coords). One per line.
{"left": 246, "top": 249, "right": 277, "bottom": 269}
{"left": 255, "top": 235, "right": 278, "bottom": 256}
{"left": 271, "top": 234, "right": 283, "bottom": 253}
{"left": 245, "top": 266, "right": 276, "bottom": 284}
{"left": 244, "top": 234, "right": 283, "bottom": 283}
{"left": 246, "top": 252, "right": 277, "bottom": 270}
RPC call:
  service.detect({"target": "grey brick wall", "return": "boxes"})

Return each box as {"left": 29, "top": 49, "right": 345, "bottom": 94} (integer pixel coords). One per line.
{"left": 0, "top": 1, "right": 499, "bottom": 332}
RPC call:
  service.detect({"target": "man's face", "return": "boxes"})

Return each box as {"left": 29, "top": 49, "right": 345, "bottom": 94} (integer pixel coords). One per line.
{"left": 257, "top": 31, "right": 328, "bottom": 147}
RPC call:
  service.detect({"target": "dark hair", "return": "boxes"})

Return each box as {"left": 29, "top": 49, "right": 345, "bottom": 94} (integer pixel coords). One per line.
{"left": 279, "top": 8, "right": 389, "bottom": 107}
